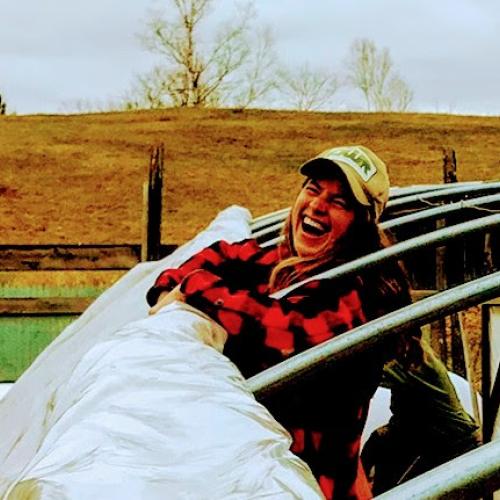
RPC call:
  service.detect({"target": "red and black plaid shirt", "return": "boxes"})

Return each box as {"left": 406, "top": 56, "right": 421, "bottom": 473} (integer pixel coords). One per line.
{"left": 147, "top": 239, "right": 379, "bottom": 499}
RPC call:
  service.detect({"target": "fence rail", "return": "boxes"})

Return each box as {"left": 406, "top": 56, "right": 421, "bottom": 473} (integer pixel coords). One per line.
{"left": 0, "top": 297, "right": 94, "bottom": 315}
{"left": 249, "top": 270, "right": 500, "bottom": 398}
{"left": 0, "top": 244, "right": 178, "bottom": 271}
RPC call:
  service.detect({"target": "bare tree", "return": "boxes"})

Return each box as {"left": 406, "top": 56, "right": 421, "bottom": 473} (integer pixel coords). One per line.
{"left": 346, "top": 39, "right": 377, "bottom": 110}
{"left": 276, "top": 63, "right": 339, "bottom": 111}
{"left": 58, "top": 99, "right": 97, "bottom": 114}
{"left": 137, "top": 0, "right": 274, "bottom": 108}
{"left": 384, "top": 75, "right": 413, "bottom": 112}
{"left": 228, "top": 26, "right": 277, "bottom": 108}
{"left": 347, "top": 38, "right": 413, "bottom": 112}
{"left": 125, "top": 67, "right": 172, "bottom": 109}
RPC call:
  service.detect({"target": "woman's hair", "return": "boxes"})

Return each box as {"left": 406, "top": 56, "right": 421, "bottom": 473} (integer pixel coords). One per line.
{"left": 269, "top": 185, "right": 412, "bottom": 320}
{"left": 269, "top": 174, "right": 420, "bottom": 367}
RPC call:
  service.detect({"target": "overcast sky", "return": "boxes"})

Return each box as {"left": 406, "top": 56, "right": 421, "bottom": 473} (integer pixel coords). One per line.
{"left": 2, "top": 0, "right": 499, "bottom": 115}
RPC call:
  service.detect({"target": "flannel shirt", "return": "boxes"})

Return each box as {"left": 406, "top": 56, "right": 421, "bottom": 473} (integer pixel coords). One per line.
{"left": 147, "top": 239, "right": 380, "bottom": 499}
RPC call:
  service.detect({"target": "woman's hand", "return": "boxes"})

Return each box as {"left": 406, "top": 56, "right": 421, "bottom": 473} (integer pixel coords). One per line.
{"left": 149, "top": 285, "right": 186, "bottom": 315}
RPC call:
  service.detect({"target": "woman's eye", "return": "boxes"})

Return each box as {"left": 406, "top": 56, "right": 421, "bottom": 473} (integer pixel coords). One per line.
{"left": 331, "top": 198, "right": 348, "bottom": 208}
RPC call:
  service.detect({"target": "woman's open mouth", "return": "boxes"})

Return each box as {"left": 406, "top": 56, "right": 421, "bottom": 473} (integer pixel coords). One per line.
{"left": 301, "top": 215, "right": 330, "bottom": 237}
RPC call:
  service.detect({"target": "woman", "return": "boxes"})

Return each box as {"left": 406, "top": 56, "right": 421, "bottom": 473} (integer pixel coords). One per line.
{"left": 147, "top": 145, "right": 411, "bottom": 499}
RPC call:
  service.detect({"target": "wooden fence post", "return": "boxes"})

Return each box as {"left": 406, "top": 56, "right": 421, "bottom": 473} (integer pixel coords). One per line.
{"left": 442, "top": 148, "right": 457, "bottom": 183}
{"left": 141, "top": 144, "right": 164, "bottom": 262}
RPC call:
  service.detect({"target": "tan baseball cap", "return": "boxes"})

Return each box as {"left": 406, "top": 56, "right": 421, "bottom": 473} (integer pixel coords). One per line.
{"left": 299, "top": 145, "right": 390, "bottom": 221}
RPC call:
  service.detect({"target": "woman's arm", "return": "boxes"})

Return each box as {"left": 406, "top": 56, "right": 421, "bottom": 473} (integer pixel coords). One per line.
{"left": 146, "top": 239, "right": 266, "bottom": 307}
{"left": 175, "top": 268, "right": 366, "bottom": 357}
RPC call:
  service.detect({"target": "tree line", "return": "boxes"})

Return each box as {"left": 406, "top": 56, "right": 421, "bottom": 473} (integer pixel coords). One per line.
{"left": 3, "top": 0, "right": 414, "bottom": 115}
{"left": 121, "top": 0, "right": 413, "bottom": 113}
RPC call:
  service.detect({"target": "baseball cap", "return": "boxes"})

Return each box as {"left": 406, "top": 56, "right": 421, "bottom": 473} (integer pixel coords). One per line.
{"left": 299, "top": 145, "right": 390, "bottom": 221}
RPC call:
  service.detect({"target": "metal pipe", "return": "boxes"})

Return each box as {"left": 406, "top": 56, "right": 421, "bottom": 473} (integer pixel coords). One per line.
{"left": 386, "top": 181, "right": 500, "bottom": 210}
{"left": 382, "top": 193, "right": 500, "bottom": 231}
{"left": 247, "top": 184, "right": 433, "bottom": 229}
{"left": 271, "top": 213, "right": 500, "bottom": 299}
{"left": 260, "top": 236, "right": 282, "bottom": 248}
{"left": 254, "top": 193, "right": 500, "bottom": 244}
{"left": 389, "top": 182, "right": 480, "bottom": 199}
{"left": 249, "top": 188, "right": 459, "bottom": 231}
{"left": 249, "top": 183, "right": 495, "bottom": 228}
{"left": 252, "top": 221, "right": 283, "bottom": 240}
{"left": 374, "top": 439, "right": 500, "bottom": 499}
{"left": 250, "top": 208, "right": 290, "bottom": 230}
{"left": 248, "top": 270, "right": 500, "bottom": 399}
{"left": 250, "top": 183, "right": 499, "bottom": 231}
{"left": 251, "top": 207, "right": 289, "bottom": 224}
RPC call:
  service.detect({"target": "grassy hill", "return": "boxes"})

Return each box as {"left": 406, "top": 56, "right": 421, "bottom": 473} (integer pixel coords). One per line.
{"left": 1, "top": 108, "right": 499, "bottom": 246}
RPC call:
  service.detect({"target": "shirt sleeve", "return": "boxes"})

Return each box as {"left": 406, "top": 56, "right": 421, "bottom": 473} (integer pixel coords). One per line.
{"left": 179, "top": 268, "right": 366, "bottom": 357}
{"left": 146, "top": 239, "right": 262, "bottom": 306}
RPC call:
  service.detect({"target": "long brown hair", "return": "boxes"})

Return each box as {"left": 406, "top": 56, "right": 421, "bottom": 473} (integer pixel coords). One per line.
{"left": 268, "top": 176, "right": 418, "bottom": 366}
{"left": 268, "top": 191, "right": 411, "bottom": 320}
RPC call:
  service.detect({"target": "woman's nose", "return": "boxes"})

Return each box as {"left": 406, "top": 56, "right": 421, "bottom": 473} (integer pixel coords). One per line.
{"left": 309, "top": 196, "right": 328, "bottom": 213}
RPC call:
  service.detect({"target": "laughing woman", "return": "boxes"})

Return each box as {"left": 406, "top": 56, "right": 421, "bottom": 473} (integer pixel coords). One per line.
{"left": 147, "top": 146, "right": 411, "bottom": 499}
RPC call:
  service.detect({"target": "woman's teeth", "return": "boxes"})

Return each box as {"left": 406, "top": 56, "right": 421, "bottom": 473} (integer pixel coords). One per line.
{"left": 302, "top": 216, "right": 327, "bottom": 235}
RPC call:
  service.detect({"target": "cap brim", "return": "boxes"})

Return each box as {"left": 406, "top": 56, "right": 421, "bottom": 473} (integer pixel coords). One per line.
{"left": 300, "top": 158, "right": 371, "bottom": 207}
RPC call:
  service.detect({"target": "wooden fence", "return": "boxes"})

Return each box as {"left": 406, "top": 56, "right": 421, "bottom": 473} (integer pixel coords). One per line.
{"left": 0, "top": 144, "right": 176, "bottom": 317}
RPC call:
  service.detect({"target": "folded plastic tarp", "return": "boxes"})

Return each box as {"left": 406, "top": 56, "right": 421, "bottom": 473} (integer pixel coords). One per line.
{"left": 0, "top": 206, "right": 323, "bottom": 499}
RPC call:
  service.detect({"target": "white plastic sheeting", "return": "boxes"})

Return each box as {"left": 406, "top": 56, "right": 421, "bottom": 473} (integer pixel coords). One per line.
{"left": 0, "top": 206, "right": 322, "bottom": 499}
{"left": 0, "top": 384, "right": 11, "bottom": 402}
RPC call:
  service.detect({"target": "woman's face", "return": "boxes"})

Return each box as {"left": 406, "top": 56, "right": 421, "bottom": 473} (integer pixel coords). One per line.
{"left": 291, "top": 176, "right": 357, "bottom": 258}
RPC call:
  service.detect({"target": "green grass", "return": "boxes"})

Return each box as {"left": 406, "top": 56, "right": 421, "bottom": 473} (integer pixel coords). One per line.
{"left": 0, "top": 272, "right": 119, "bottom": 381}
{"left": 0, "top": 285, "right": 105, "bottom": 298}
{"left": 0, "top": 316, "right": 76, "bottom": 381}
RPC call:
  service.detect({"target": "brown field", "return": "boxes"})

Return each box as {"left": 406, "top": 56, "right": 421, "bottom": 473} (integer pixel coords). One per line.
{"left": 1, "top": 108, "right": 499, "bottom": 246}
{"left": 1, "top": 108, "right": 499, "bottom": 389}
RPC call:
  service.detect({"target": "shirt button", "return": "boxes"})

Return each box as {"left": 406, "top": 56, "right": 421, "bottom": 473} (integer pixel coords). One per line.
{"left": 214, "top": 298, "right": 224, "bottom": 307}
